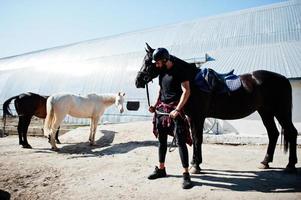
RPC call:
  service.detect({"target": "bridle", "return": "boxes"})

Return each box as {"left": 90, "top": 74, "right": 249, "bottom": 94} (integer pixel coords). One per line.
{"left": 137, "top": 65, "right": 154, "bottom": 107}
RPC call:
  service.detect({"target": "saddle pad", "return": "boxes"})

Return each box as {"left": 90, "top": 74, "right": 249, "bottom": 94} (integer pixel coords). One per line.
{"left": 225, "top": 77, "right": 241, "bottom": 91}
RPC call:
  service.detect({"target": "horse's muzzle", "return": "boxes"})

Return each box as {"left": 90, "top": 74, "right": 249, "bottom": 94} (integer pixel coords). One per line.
{"left": 135, "top": 78, "right": 146, "bottom": 88}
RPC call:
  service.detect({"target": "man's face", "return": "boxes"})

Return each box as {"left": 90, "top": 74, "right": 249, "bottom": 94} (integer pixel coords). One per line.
{"left": 155, "top": 59, "right": 166, "bottom": 69}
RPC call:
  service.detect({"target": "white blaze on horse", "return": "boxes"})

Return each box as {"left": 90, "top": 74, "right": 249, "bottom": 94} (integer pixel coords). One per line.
{"left": 43, "top": 92, "right": 125, "bottom": 150}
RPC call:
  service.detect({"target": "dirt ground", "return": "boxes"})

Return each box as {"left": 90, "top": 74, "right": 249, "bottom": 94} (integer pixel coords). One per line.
{"left": 0, "top": 121, "right": 301, "bottom": 200}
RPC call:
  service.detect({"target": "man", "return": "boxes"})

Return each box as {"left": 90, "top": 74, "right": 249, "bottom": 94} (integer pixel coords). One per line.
{"left": 148, "top": 47, "right": 198, "bottom": 189}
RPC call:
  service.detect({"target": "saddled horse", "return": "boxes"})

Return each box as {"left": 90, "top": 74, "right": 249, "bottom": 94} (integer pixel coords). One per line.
{"left": 135, "top": 43, "right": 298, "bottom": 172}
{"left": 44, "top": 92, "right": 125, "bottom": 150}
{"left": 2, "top": 92, "right": 60, "bottom": 148}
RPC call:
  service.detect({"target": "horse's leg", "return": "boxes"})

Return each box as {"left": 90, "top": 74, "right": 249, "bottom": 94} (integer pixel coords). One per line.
{"left": 89, "top": 118, "right": 93, "bottom": 144}
{"left": 17, "top": 116, "right": 32, "bottom": 148}
{"left": 21, "top": 116, "right": 32, "bottom": 149}
{"left": 49, "top": 128, "right": 58, "bottom": 150}
{"left": 17, "top": 117, "right": 24, "bottom": 146}
{"left": 55, "top": 126, "right": 61, "bottom": 144}
{"left": 275, "top": 114, "right": 298, "bottom": 172}
{"left": 285, "top": 125, "right": 298, "bottom": 172}
{"left": 89, "top": 116, "right": 100, "bottom": 146}
{"left": 258, "top": 111, "right": 279, "bottom": 169}
{"left": 50, "top": 114, "right": 64, "bottom": 151}
{"left": 190, "top": 116, "right": 205, "bottom": 174}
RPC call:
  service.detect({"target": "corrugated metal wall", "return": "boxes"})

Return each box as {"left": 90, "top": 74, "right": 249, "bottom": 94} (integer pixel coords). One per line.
{"left": 0, "top": 0, "right": 300, "bottom": 124}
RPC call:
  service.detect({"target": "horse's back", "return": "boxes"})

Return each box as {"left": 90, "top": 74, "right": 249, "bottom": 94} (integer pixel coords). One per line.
{"left": 50, "top": 93, "right": 98, "bottom": 104}
{"left": 13, "top": 92, "right": 47, "bottom": 116}
{"left": 252, "top": 70, "right": 289, "bottom": 82}
{"left": 49, "top": 93, "right": 100, "bottom": 117}
{"left": 251, "top": 70, "right": 291, "bottom": 93}
{"left": 50, "top": 93, "right": 74, "bottom": 105}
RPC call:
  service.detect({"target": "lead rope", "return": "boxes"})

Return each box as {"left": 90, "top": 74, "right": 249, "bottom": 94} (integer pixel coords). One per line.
{"left": 145, "top": 83, "right": 177, "bottom": 152}
{"left": 146, "top": 83, "right": 150, "bottom": 107}
{"left": 169, "top": 132, "right": 177, "bottom": 152}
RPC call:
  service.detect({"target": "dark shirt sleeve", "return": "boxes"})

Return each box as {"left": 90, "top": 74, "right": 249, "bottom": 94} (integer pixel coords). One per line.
{"left": 176, "top": 64, "right": 193, "bottom": 83}
{"left": 171, "top": 56, "right": 198, "bottom": 83}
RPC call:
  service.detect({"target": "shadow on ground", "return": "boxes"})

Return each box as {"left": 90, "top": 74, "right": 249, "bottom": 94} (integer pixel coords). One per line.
{"left": 34, "top": 129, "right": 157, "bottom": 158}
{"left": 169, "top": 168, "right": 301, "bottom": 192}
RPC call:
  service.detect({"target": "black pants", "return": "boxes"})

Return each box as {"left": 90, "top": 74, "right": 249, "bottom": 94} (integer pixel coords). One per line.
{"left": 156, "top": 115, "right": 189, "bottom": 168}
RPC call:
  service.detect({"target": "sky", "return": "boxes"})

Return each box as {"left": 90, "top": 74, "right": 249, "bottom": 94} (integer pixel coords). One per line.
{"left": 0, "top": 0, "right": 286, "bottom": 58}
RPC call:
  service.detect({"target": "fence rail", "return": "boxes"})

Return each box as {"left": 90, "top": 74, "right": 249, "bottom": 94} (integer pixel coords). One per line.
{"left": 0, "top": 101, "right": 152, "bottom": 125}
{"left": 0, "top": 102, "right": 219, "bottom": 134}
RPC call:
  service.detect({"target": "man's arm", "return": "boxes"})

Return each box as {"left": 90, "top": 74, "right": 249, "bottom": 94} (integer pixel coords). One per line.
{"left": 170, "top": 81, "right": 191, "bottom": 118}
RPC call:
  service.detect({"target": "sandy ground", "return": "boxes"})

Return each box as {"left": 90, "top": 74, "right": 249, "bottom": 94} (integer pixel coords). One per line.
{"left": 0, "top": 121, "right": 301, "bottom": 200}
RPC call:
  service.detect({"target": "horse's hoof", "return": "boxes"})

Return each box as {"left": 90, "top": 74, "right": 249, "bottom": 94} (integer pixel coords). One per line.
{"left": 89, "top": 142, "right": 97, "bottom": 146}
{"left": 51, "top": 147, "right": 60, "bottom": 152}
{"left": 284, "top": 165, "right": 297, "bottom": 174}
{"left": 22, "top": 146, "right": 32, "bottom": 149}
{"left": 258, "top": 163, "right": 269, "bottom": 169}
{"left": 22, "top": 144, "right": 32, "bottom": 149}
{"left": 190, "top": 165, "right": 201, "bottom": 174}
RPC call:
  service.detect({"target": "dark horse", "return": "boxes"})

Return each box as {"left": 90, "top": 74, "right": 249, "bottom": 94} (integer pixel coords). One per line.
{"left": 135, "top": 43, "right": 298, "bottom": 172}
{"left": 2, "top": 92, "right": 60, "bottom": 148}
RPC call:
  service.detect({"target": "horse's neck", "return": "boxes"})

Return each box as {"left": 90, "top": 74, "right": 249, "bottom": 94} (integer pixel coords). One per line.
{"left": 99, "top": 94, "right": 115, "bottom": 107}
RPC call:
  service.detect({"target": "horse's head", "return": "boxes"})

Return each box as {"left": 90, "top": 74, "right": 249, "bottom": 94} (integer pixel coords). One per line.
{"left": 115, "top": 92, "right": 125, "bottom": 113}
{"left": 135, "top": 43, "right": 160, "bottom": 88}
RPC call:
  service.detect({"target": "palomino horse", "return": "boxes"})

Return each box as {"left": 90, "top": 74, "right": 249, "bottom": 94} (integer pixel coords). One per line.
{"left": 2, "top": 92, "right": 60, "bottom": 148}
{"left": 44, "top": 92, "right": 125, "bottom": 150}
{"left": 135, "top": 43, "right": 298, "bottom": 172}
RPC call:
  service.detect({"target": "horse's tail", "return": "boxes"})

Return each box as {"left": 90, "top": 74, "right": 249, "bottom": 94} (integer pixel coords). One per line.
{"left": 43, "top": 96, "right": 55, "bottom": 137}
{"left": 280, "top": 128, "right": 288, "bottom": 153}
{"left": 2, "top": 95, "right": 18, "bottom": 135}
{"left": 279, "top": 77, "right": 293, "bottom": 153}
{"left": 3, "top": 95, "right": 18, "bottom": 117}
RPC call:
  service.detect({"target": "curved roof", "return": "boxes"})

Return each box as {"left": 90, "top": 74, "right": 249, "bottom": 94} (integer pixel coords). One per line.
{"left": 0, "top": 0, "right": 300, "bottom": 123}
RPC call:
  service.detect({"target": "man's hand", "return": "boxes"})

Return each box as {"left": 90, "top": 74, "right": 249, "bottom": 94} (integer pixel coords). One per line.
{"left": 169, "top": 109, "right": 180, "bottom": 119}
{"left": 149, "top": 106, "right": 156, "bottom": 113}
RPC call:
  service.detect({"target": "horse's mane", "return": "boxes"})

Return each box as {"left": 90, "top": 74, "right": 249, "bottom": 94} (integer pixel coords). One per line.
{"left": 87, "top": 93, "right": 116, "bottom": 104}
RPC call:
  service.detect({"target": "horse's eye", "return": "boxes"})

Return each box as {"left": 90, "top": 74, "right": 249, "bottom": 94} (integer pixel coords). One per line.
{"left": 146, "top": 59, "right": 152, "bottom": 65}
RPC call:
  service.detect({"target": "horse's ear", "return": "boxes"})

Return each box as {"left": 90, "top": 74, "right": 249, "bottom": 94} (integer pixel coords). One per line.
{"left": 118, "top": 92, "right": 125, "bottom": 96}
{"left": 145, "top": 42, "right": 154, "bottom": 53}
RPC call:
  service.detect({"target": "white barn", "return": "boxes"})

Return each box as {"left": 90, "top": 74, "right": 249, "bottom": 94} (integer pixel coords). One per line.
{"left": 0, "top": 0, "right": 300, "bottom": 133}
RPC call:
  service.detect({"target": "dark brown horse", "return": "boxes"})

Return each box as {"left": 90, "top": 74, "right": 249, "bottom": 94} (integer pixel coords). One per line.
{"left": 2, "top": 92, "right": 60, "bottom": 148}
{"left": 135, "top": 44, "right": 298, "bottom": 172}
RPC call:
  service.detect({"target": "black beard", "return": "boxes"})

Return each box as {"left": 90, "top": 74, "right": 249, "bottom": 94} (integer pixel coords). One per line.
{"left": 159, "top": 65, "right": 167, "bottom": 73}
{"left": 161, "top": 62, "right": 168, "bottom": 71}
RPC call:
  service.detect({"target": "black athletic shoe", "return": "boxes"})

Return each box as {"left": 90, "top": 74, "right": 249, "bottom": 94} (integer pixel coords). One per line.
{"left": 148, "top": 166, "right": 167, "bottom": 180}
{"left": 182, "top": 172, "right": 193, "bottom": 189}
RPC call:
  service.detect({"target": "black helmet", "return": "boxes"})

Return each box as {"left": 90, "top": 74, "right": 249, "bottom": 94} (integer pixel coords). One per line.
{"left": 152, "top": 48, "right": 170, "bottom": 63}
